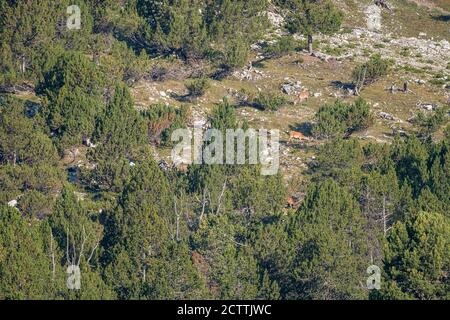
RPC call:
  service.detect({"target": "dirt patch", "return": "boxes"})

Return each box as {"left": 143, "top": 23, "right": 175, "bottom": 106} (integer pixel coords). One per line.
{"left": 409, "top": 0, "right": 449, "bottom": 11}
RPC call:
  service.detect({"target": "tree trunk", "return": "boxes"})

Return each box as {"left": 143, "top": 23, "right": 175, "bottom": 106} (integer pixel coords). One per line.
{"left": 307, "top": 35, "right": 313, "bottom": 55}
{"left": 382, "top": 195, "right": 387, "bottom": 236}
{"left": 21, "top": 56, "right": 26, "bottom": 74}
{"left": 176, "top": 215, "right": 180, "bottom": 242}
{"left": 50, "top": 232, "right": 56, "bottom": 281}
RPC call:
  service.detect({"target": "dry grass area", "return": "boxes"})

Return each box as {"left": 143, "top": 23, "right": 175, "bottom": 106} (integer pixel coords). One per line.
{"left": 10, "top": 0, "right": 448, "bottom": 194}
{"left": 130, "top": 47, "right": 448, "bottom": 192}
{"left": 337, "top": 0, "right": 450, "bottom": 39}
{"left": 409, "top": 0, "right": 450, "bottom": 12}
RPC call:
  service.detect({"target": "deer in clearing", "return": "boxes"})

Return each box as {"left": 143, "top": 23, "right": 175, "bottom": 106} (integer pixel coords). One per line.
{"left": 286, "top": 196, "right": 297, "bottom": 208}
{"left": 288, "top": 131, "right": 309, "bottom": 143}
{"left": 294, "top": 90, "right": 309, "bottom": 105}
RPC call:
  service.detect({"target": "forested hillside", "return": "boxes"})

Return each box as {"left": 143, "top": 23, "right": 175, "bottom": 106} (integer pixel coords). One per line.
{"left": 0, "top": 0, "right": 449, "bottom": 300}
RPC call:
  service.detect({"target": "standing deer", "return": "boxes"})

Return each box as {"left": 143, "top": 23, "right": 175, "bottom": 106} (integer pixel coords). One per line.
{"left": 288, "top": 130, "right": 309, "bottom": 142}
{"left": 286, "top": 196, "right": 297, "bottom": 208}
{"left": 294, "top": 90, "right": 309, "bottom": 105}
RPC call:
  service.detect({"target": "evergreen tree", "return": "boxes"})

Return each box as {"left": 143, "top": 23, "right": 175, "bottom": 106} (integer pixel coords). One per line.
{"left": 390, "top": 135, "right": 429, "bottom": 197}
{"left": 258, "top": 270, "right": 281, "bottom": 300}
{"left": 37, "top": 52, "right": 106, "bottom": 148}
{"left": 284, "top": 0, "right": 343, "bottom": 54}
{"left": 313, "top": 99, "right": 373, "bottom": 139}
{"left": 0, "top": 96, "right": 58, "bottom": 166}
{"left": 192, "top": 214, "right": 260, "bottom": 299}
{"left": 84, "top": 84, "right": 146, "bottom": 192}
{"left": 144, "top": 242, "right": 208, "bottom": 299}
{"left": 250, "top": 219, "right": 296, "bottom": 299}
{"left": 137, "top": 0, "right": 207, "bottom": 58}
{"left": 316, "top": 138, "right": 363, "bottom": 188}
{"left": 102, "top": 160, "right": 194, "bottom": 299}
{"left": 289, "top": 179, "right": 369, "bottom": 299}
{"left": 48, "top": 186, "right": 114, "bottom": 299}
{"left": 379, "top": 211, "right": 450, "bottom": 299}
{"left": 94, "top": 84, "right": 146, "bottom": 158}
{"left": 0, "top": 205, "right": 55, "bottom": 299}
{"left": 358, "top": 169, "right": 400, "bottom": 265}
{"left": 0, "top": 0, "right": 59, "bottom": 82}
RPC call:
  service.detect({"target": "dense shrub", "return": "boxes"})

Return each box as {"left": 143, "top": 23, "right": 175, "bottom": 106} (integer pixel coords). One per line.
{"left": 141, "top": 104, "right": 188, "bottom": 146}
{"left": 313, "top": 98, "right": 373, "bottom": 139}
{"left": 186, "top": 77, "right": 210, "bottom": 97}
{"left": 413, "top": 106, "right": 448, "bottom": 136}
{"left": 352, "top": 54, "right": 391, "bottom": 93}
{"left": 221, "top": 36, "right": 250, "bottom": 71}
{"left": 263, "top": 36, "right": 298, "bottom": 58}
{"left": 253, "top": 91, "right": 288, "bottom": 111}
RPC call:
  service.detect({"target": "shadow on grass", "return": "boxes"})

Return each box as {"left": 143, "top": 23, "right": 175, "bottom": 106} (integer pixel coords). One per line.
{"left": 431, "top": 14, "right": 450, "bottom": 22}
{"left": 331, "top": 80, "right": 355, "bottom": 91}
{"left": 289, "top": 122, "right": 314, "bottom": 137}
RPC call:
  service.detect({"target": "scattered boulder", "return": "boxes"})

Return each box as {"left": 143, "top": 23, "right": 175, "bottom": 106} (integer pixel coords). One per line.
{"left": 83, "top": 137, "right": 97, "bottom": 148}
{"left": 417, "top": 102, "right": 438, "bottom": 111}
{"left": 0, "top": 83, "right": 34, "bottom": 94}
{"left": 233, "top": 64, "right": 266, "bottom": 81}
{"left": 379, "top": 111, "right": 401, "bottom": 121}
{"left": 7, "top": 199, "right": 18, "bottom": 208}
{"left": 267, "top": 11, "right": 284, "bottom": 29}
{"left": 159, "top": 160, "right": 170, "bottom": 171}
{"left": 415, "top": 79, "right": 426, "bottom": 85}
{"left": 281, "top": 80, "right": 302, "bottom": 95}
{"left": 366, "top": 4, "right": 382, "bottom": 32}
{"left": 311, "top": 51, "right": 335, "bottom": 62}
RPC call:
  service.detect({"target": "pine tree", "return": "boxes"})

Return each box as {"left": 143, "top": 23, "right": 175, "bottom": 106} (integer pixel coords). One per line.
{"left": 390, "top": 135, "right": 429, "bottom": 197}
{"left": 94, "top": 84, "right": 146, "bottom": 158}
{"left": 359, "top": 169, "right": 400, "bottom": 265}
{"left": 84, "top": 84, "right": 146, "bottom": 192}
{"left": 258, "top": 270, "right": 281, "bottom": 300}
{"left": 316, "top": 138, "right": 364, "bottom": 188}
{"left": 0, "top": 0, "right": 58, "bottom": 81}
{"left": 191, "top": 214, "right": 260, "bottom": 299}
{"left": 0, "top": 96, "right": 58, "bottom": 166}
{"left": 0, "top": 205, "right": 55, "bottom": 299}
{"left": 48, "top": 186, "right": 114, "bottom": 299}
{"left": 144, "top": 242, "right": 208, "bottom": 299}
{"left": 289, "top": 179, "right": 369, "bottom": 299}
{"left": 221, "top": 36, "right": 250, "bottom": 71}
{"left": 379, "top": 211, "right": 450, "bottom": 299}
{"left": 102, "top": 160, "right": 187, "bottom": 299}
{"left": 137, "top": 0, "right": 206, "bottom": 58}
{"left": 284, "top": 0, "right": 343, "bottom": 54}
{"left": 37, "top": 52, "right": 106, "bottom": 148}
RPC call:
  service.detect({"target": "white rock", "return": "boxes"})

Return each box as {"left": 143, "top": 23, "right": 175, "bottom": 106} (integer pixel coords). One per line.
{"left": 267, "top": 11, "right": 284, "bottom": 28}
{"left": 8, "top": 199, "right": 18, "bottom": 207}
{"left": 366, "top": 5, "right": 382, "bottom": 31}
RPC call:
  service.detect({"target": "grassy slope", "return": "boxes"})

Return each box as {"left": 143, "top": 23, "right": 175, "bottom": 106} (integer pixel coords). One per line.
{"left": 11, "top": 0, "right": 448, "bottom": 193}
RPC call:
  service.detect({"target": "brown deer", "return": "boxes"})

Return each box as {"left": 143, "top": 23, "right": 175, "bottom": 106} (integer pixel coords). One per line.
{"left": 286, "top": 196, "right": 297, "bottom": 208}
{"left": 288, "top": 130, "right": 309, "bottom": 142}
{"left": 294, "top": 90, "right": 309, "bottom": 105}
